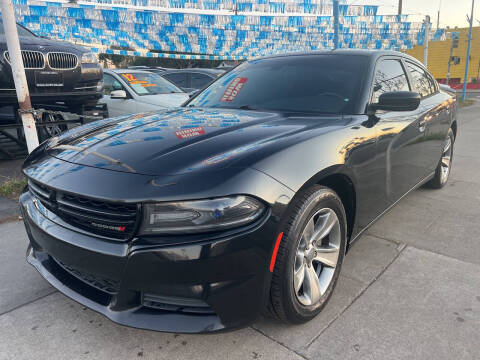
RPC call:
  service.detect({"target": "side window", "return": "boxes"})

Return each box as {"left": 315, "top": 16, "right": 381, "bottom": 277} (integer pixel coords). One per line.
{"left": 372, "top": 59, "right": 410, "bottom": 103}
{"left": 103, "top": 74, "right": 124, "bottom": 95}
{"left": 406, "top": 62, "right": 435, "bottom": 98}
{"left": 163, "top": 73, "right": 188, "bottom": 88}
{"left": 191, "top": 73, "right": 213, "bottom": 89}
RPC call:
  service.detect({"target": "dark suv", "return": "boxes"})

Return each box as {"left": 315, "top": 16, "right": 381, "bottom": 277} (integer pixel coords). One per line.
{"left": 0, "top": 18, "right": 103, "bottom": 108}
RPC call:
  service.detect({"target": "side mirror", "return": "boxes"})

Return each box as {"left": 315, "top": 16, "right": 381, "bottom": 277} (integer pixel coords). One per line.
{"left": 369, "top": 91, "right": 421, "bottom": 113}
{"left": 110, "top": 90, "right": 127, "bottom": 99}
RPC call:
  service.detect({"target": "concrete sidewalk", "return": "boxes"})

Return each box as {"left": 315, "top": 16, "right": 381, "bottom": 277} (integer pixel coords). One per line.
{"left": 0, "top": 103, "right": 479, "bottom": 360}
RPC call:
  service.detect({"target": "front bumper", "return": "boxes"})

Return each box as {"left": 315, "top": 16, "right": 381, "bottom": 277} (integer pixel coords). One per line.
{"left": 20, "top": 190, "right": 278, "bottom": 333}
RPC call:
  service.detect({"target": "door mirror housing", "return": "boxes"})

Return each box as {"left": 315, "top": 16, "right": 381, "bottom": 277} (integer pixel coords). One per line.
{"left": 110, "top": 90, "right": 127, "bottom": 99}
{"left": 369, "top": 91, "right": 421, "bottom": 113}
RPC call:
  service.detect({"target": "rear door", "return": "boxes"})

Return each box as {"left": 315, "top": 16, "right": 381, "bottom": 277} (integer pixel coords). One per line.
{"left": 372, "top": 57, "right": 428, "bottom": 203}
{"left": 404, "top": 61, "right": 451, "bottom": 175}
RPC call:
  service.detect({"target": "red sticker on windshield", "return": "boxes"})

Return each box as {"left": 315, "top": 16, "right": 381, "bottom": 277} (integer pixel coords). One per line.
{"left": 175, "top": 127, "right": 206, "bottom": 139}
{"left": 220, "top": 77, "right": 247, "bottom": 102}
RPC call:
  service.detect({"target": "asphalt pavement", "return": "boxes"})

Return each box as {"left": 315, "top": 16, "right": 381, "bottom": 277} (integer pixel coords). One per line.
{"left": 0, "top": 102, "right": 479, "bottom": 360}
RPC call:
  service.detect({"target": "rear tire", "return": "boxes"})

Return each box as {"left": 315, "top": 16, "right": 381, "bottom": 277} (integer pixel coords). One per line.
{"left": 426, "top": 128, "right": 454, "bottom": 189}
{"left": 268, "top": 185, "right": 347, "bottom": 324}
{"left": 40, "top": 112, "right": 67, "bottom": 142}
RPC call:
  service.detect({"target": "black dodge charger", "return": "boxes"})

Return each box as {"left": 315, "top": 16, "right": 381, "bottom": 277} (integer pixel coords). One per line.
{"left": 20, "top": 50, "right": 457, "bottom": 333}
{"left": 0, "top": 18, "right": 103, "bottom": 107}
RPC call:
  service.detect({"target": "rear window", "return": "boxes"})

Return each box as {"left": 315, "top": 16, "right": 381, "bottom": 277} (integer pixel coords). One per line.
{"left": 188, "top": 55, "right": 370, "bottom": 114}
{"left": 406, "top": 62, "right": 437, "bottom": 98}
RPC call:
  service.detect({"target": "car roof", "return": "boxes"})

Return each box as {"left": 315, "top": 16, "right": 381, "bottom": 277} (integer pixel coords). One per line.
{"left": 104, "top": 69, "right": 157, "bottom": 75}
{"left": 257, "top": 49, "right": 422, "bottom": 65}
{"left": 163, "top": 68, "right": 225, "bottom": 75}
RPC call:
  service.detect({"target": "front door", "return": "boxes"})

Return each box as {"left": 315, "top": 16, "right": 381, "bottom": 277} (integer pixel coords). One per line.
{"left": 101, "top": 73, "right": 137, "bottom": 117}
{"left": 372, "top": 57, "right": 428, "bottom": 204}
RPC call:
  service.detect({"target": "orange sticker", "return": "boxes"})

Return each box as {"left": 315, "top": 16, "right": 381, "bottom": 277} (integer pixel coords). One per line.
{"left": 121, "top": 73, "right": 138, "bottom": 82}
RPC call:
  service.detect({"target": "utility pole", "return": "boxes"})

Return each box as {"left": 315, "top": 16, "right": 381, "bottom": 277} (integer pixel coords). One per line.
{"left": 437, "top": 0, "right": 442, "bottom": 30}
{"left": 462, "top": 0, "right": 475, "bottom": 102}
{"left": 398, "top": 0, "right": 403, "bottom": 15}
{"left": 424, "top": 15, "right": 431, "bottom": 67}
{"left": 0, "top": 0, "right": 39, "bottom": 153}
{"left": 446, "top": 34, "right": 458, "bottom": 86}
{"left": 333, "top": 0, "right": 339, "bottom": 50}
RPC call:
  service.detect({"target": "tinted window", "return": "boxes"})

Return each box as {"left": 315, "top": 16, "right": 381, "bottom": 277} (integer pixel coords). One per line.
{"left": 0, "top": 19, "right": 36, "bottom": 37}
{"left": 372, "top": 59, "right": 410, "bottom": 102}
{"left": 164, "top": 73, "right": 188, "bottom": 88}
{"left": 103, "top": 74, "right": 124, "bottom": 95}
{"left": 119, "top": 72, "right": 182, "bottom": 96}
{"left": 191, "top": 73, "right": 213, "bottom": 89}
{"left": 188, "top": 55, "right": 370, "bottom": 114}
{"left": 407, "top": 62, "right": 436, "bottom": 98}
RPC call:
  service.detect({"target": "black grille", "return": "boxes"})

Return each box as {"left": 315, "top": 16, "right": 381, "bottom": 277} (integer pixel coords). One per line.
{"left": 4, "top": 50, "right": 45, "bottom": 69}
{"left": 142, "top": 294, "right": 215, "bottom": 314}
{"left": 28, "top": 180, "right": 138, "bottom": 240}
{"left": 47, "top": 52, "right": 78, "bottom": 70}
{"left": 54, "top": 258, "right": 120, "bottom": 294}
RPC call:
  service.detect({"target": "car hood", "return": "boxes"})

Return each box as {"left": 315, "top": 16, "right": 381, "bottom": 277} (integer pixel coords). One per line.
{"left": 45, "top": 108, "right": 342, "bottom": 176}
{"left": 137, "top": 93, "right": 190, "bottom": 108}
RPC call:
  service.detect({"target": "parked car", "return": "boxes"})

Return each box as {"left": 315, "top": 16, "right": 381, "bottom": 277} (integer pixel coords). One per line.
{"left": 162, "top": 68, "right": 224, "bottom": 93}
{"left": 20, "top": 50, "right": 457, "bottom": 333}
{"left": 0, "top": 18, "right": 103, "bottom": 108}
{"left": 100, "top": 69, "right": 189, "bottom": 117}
{"left": 439, "top": 83, "right": 455, "bottom": 94}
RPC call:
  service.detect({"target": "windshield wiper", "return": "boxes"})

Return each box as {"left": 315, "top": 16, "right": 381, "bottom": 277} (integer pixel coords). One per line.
{"left": 238, "top": 105, "right": 259, "bottom": 111}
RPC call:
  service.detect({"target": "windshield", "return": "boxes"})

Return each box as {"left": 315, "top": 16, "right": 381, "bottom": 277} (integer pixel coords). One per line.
{"left": 188, "top": 55, "right": 369, "bottom": 114}
{"left": 119, "top": 72, "right": 183, "bottom": 96}
{"left": 0, "top": 19, "right": 37, "bottom": 38}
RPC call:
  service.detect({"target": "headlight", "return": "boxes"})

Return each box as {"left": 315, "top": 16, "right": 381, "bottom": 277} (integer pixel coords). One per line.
{"left": 139, "top": 196, "right": 265, "bottom": 235}
{"left": 81, "top": 52, "right": 98, "bottom": 64}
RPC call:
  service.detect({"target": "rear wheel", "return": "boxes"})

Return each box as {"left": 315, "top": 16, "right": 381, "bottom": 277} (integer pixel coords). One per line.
{"left": 40, "top": 112, "right": 67, "bottom": 141}
{"left": 268, "top": 186, "right": 347, "bottom": 324}
{"left": 426, "top": 128, "right": 454, "bottom": 189}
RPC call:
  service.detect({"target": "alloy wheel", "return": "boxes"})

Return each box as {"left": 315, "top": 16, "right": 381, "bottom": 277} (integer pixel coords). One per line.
{"left": 293, "top": 208, "right": 341, "bottom": 306}
{"left": 44, "top": 113, "right": 64, "bottom": 137}
{"left": 440, "top": 135, "right": 452, "bottom": 184}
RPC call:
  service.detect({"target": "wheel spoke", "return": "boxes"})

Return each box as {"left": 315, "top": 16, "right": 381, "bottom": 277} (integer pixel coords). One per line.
{"left": 443, "top": 137, "right": 452, "bottom": 153}
{"left": 312, "top": 210, "right": 337, "bottom": 244}
{"left": 304, "top": 265, "right": 322, "bottom": 304}
{"left": 302, "top": 217, "right": 315, "bottom": 242}
{"left": 294, "top": 262, "right": 306, "bottom": 293}
{"left": 313, "top": 244, "right": 339, "bottom": 268}
{"left": 441, "top": 156, "right": 450, "bottom": 168}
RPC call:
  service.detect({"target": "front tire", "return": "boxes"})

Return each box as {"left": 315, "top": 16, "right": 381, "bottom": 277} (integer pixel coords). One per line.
{"left": 426, "top": 128, "right": 454, "bottom": 189}
{"left": 268, "top": 185, "right": 347, "bottom": 324}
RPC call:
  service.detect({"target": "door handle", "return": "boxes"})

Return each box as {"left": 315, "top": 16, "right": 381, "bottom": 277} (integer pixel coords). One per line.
{"left": 419, "top": 119, "right": 426, "bottom": 133}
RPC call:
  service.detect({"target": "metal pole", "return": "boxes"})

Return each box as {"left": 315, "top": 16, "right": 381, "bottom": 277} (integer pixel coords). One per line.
{"left": 446, "top": 37, "right": 454, "bottom": 86}
{"left": 462, "top": 0, "right": 475, "bottom": 102}
{"left": 424, "top": 16, "right": 430, "bottom": 66}
{"left": 437, "top": 0, "right": 442, "bottom": 30}
{"left": 333, "top": 0, "right": 339, "bottom": 50}
{"left": 0, "top": 0, "right": 39, "bottom": 153}
{"left": 398, "top": 0, "right": 403, "bottom": 15}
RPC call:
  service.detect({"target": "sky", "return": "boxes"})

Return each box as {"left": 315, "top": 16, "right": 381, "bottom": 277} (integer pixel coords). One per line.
{"left": 350, "top": 0, "right": 479, "bottom": 28}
